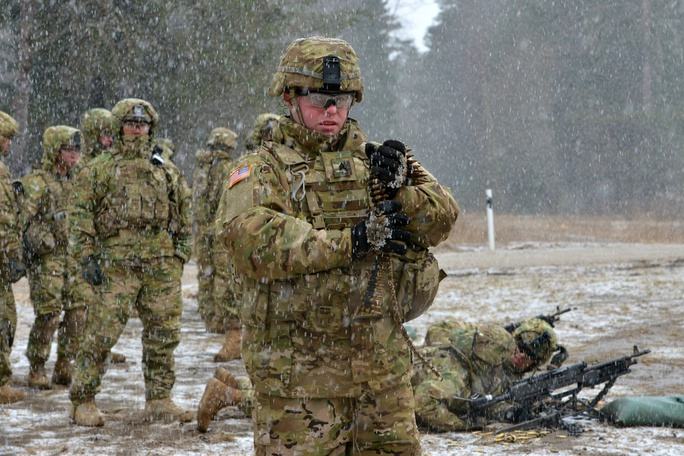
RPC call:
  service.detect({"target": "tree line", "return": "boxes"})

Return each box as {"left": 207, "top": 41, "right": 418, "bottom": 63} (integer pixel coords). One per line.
{"left": 1, "top": 0, "right": 682, "bottom": 215}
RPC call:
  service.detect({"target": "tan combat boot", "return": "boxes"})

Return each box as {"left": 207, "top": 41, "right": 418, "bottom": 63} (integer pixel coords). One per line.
{"left": 197, "top": 378, "right": 241, "bottom": 432}
{"left": 214, "top": 367, "right": 240, "bottom": 389}
{"left": 144, "top": 398, "right": 193, "bottom": 424}
{"left": 51, "top": 356, "right": 71, "bottom": 386}
{"left": 71, "top": 400, "right": 104, "bottom": 427}
{"left": 213, "top": 329, "right": 241, "bottom": 362}
{"left": 28, "top": 365, "right": 51, "bottom": 389}
{"left": 0, "top": 383, "right": 27, "bottom": 404}
{"left": 110, "top": 352, "right": 127, "bottom": 363}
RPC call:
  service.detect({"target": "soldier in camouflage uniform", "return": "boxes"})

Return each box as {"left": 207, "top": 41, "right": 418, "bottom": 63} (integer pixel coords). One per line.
{"left": 191, "top": 128, "right": 240, "bottom": 345}
{"left": 77, "top": 108, "right": 127, "bottom": 367}
{"left": 68, "top": 98, "right": 192, "bottom": 427}
{"left": 245, "top": 113, "right": 281, "bottom": 151}
{"left": 215, "top": 37, "right": 459, "bottom": 455}
{"left": 411, "top": 318, "right": 562, "bottom": 432}
{"left": 156, "top": 137, "right": 176, "bottom": 161}
{"left": 80, "top": 108, "right": 115, "bottom": 161}
{"left": 19, "top": 126, "right": 83, "bottom": 389}
{"left": 0, "top": 111, "right": 27, "bottom": 404}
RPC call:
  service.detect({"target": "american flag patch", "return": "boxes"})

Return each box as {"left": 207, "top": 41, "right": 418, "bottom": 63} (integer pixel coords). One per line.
{"left": 228, "top": 165, "right": 251, "bottom": 188}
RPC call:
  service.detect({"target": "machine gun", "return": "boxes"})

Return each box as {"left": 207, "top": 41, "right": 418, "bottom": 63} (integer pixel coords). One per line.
{"left": 465, "top": 346, "right": 650, "bottom": 434}
{"left": 504, "top": 306, "right": 574, "bottom": 333}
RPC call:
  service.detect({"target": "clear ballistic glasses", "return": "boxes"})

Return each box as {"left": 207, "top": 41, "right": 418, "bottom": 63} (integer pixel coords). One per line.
{"left": 295, "top": 88, "right": 354, "bottom": 110}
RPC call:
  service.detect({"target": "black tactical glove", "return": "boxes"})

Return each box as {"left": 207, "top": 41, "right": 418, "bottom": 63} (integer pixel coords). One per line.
{"left": 7, "top": 259, "right": 26, "bottom": 283}
{"left": 352, "top": 200, "right": 411, "bottom": 260}
{"left": 81, "top": 255, "right": 104, "bottom": 286}
{"left": 365, "top": 140, "right": 408, "bottom": 198}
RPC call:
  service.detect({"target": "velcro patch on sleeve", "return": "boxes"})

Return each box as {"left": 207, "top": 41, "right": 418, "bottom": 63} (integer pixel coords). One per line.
{"left": 228, "top": 165, "right": 251, "bottom": 188}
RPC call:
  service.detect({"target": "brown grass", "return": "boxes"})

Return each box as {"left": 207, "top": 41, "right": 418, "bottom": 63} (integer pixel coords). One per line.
{"left": 438, "top": 212, "right": 684, "bottom": 249}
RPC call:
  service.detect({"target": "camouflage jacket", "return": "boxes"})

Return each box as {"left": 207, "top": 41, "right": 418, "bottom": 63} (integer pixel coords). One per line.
{"left": 412, "top": 321, "right": 521, "bottom": 432}
{"left": 192, "top": 147, "right": 239, "bottom": 248}
{"left": 18, "top": 167, "right": 74, "bottom": 263}
{"left": 215, "top": 116, "right": 459, "bottom": 398}
{"left": 68, "top": 140, "right": 192, "bottom": 263}
{"left": 0, "top": 159, "right": 22, "bottom": 278}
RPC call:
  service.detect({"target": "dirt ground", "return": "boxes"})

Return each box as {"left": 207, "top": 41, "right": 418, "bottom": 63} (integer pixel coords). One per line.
{"left": 1, "top": 219, "right": 683, "bottom": 455}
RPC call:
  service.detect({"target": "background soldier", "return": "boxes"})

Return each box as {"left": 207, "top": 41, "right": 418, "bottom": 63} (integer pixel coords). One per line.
{"left": 80, "top": 108, "right": 115, "bottom": 161}
{"left": 156, "top": 137, "right": 176, "bottom": 161}
{"left": 77, "top": 108, "right": 126, "bottom": 366}
{"left": 0, "top": 111, "right": 26, "bottom": 403}
{"left": 19, "top": 126, "right": 82, "bottom": 389}
{"left": 191, "top": 127, "right": 242, "bottom": 362}
{"left": 412, "top": 318, "right": 562, "bottom": 432}
{"left": 68, "top": 98, "right": 192, "bottom": 427}
{"left": 215, "top": 37, "right": 459, "bottom": 454}
{"left": 244, "top": 113, "right": 280, "bottom": 151}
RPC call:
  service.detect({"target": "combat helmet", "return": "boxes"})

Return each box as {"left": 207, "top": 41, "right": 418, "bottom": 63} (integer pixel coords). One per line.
{"left": 80, "top": 108, "right": 115, "bottom": 158}
{"left": 0, "top": 111, "right": 19, "bottom": 139}
{"left": 513, "top": 318, "right": 558, "bottom": 365}
{"left": 269, "top": 36, "right": 364, "bottom": 102}
{"left": 246, "top": 114, "right": 280, "bottom": 150}
{"left": 206, "top": 128, "right": 238, "bottom": 150}
{"left": 111, "top": 98, "right": 159, "bottom": 136}
{"left": 41, "top": 126, "right": 80, "bottom": 170}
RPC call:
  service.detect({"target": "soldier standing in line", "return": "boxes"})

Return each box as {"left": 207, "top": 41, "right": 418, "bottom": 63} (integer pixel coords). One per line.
{"left": 0, "top": 111, "right": 27, "bottom": 403}
{"left": 214, "top": 37, "right": 459, "bottom": 454}
{"left": 244, "top": 113, "right": 281, "bottom": 151}
{"left": 68, "top": 98, "right": 192, "bottom": 426}
{"left": 19, "top": 126, "right": 82, "bottom": 389}
{"left": 75, "top": 108, "right": 126, "bottom": 367}
{"left": 191, "top": 127, "right": 243, "bottom": 363}
{"left": 412, "top": 318, "right": 563, "bottom": 432}
{"left": 80, "top": 108, "right": 115, "bottom": 161}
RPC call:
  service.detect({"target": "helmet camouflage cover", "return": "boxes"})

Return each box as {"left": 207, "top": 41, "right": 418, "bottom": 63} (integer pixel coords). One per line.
{"left": 41, "top": 125, "right": 80, "bottom": 169}
{"left": 111, "top": 98, "right": 159, "bottom": 132}
{"left": 0, "top": 110, "right": 19, "bottom": 139}
{"left": 247, "top": 113, "right": 280, "bottom": 149}
{"left": 206, "top": 127, "right": 238, "bottom": 149}
{"left": 80, "top": 108, "right": 114, "bottom": 153}
{"left": 269, "top": 36, "right": 364, "bottom": 102}
{"left": 513, "top": 318, "right": 558, "bottom": 365}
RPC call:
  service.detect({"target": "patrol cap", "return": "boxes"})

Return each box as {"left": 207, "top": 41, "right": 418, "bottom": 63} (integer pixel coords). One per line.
{"left": 0, "top": 111, "right": 19, "bottom": 139}
{"left": 513, "top": 318, "right": 558, "bottom": 364}
{"left": 269, "top": 36, "right": 364, "bottom": 102}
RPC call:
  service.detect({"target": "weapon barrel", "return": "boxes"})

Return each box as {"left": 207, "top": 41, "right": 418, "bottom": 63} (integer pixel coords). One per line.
{"left": 579, "top": 349, "right": 650, "bottom": 388}
{"left": 470, "top": 362, "right": 588, "bottom": 412}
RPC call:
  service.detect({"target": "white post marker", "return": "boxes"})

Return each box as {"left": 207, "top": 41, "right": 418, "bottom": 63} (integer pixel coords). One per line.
{"left": 486, "top": 188, "right": 495, "bottom": 251}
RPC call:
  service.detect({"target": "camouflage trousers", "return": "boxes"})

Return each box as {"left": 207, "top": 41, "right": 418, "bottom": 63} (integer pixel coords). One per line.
{"left": 253, "top": 381, "right": 421, "bottom": 455}
{"left": 26, "top": 255, "right": 88, "bottom": 369}
{"left": 197, "top": 248, "right": 239, "bottom": 332}
{"left": 0, "top": 281, "right": 17, "bottom": 386}
{"left": 70, "top": 256, "right": 183, "bottom": 404}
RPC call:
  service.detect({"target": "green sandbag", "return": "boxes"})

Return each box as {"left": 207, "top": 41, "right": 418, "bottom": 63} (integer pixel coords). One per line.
{"left": 602, "top": 396, "right": 684, "bottom": 427}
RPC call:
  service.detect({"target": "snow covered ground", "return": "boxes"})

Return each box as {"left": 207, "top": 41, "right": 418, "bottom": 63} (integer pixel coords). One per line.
{"left": 1, "top": 243, "right": 683, "bottom": 455}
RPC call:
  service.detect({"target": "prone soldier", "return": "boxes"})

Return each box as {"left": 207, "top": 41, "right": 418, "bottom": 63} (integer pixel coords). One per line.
{"left": 412, "top": 318, "right": 563, "bottom": 432}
